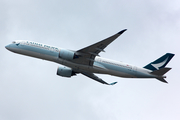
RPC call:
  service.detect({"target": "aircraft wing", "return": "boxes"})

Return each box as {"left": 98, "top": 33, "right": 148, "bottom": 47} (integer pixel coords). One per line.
{"left": 81, "top": 72, "right": 117, "bottom": 85}
{"left": 73, "top": 29, "right": 127, "bottom": 66}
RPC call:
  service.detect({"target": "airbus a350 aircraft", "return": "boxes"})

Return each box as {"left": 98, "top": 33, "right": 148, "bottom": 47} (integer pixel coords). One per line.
{"left": 5, "top": 29, "right": 174, "bottom": 85}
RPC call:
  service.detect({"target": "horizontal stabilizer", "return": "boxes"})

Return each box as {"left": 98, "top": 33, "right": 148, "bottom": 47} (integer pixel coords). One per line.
{"left": 151, "top": 68, "right": 171, "bottom": 83}
{"left": 156, "top": 77, "right": 168, "bottom": 83}
{"left": 151, "top": 67, "right": 171, "bottom": 76}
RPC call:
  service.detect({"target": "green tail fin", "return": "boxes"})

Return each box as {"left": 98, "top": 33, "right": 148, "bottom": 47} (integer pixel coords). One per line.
{"left": 144, "top": 53, "right": 174, "bottom": 71}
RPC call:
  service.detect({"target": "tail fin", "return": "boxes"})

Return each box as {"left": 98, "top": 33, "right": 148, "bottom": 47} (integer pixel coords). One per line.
{"left": 143, "top": 53, "right": 174, "bottom": 71}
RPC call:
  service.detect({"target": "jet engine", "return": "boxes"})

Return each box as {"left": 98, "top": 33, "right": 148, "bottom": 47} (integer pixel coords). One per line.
{"left": 57, "top": 66, "right": 76, "bottom": 77}
{"left": 59, "top": 49, "right": 76, "bottom": 60}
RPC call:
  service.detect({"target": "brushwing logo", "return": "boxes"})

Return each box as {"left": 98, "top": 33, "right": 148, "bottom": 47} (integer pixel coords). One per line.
{"left": 151, "top": 57, "right": 169, "bottom": 70}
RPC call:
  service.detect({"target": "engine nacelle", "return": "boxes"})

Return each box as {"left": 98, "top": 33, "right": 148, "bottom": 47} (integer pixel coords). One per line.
{"left": 57, "top": 66, "right": 76, "bottom": 77}
{"left": 59, "top": 49, "right": 75, "bottom": 60}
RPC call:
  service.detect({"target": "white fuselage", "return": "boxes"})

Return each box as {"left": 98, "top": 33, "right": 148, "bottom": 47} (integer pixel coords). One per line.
{"left": 5, "top": 40, "right": 157, "bottom": 79}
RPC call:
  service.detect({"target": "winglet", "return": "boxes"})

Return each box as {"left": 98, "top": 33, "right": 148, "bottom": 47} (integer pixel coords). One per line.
{"left": 118, "top": 29, "right": 127, "bottom": 35}
{"left": 108, "top": 82, "right": 117, "bottom": 85}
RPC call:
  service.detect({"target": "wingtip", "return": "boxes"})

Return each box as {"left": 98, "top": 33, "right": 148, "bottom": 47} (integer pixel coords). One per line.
{"left": 117, "top": 29, "right": 127, "bottom": 35}
{"left": 109, "top": 82, "right": 117, "bottom": 85}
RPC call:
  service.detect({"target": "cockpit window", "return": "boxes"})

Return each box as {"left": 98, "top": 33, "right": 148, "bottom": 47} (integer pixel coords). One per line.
{"left": 12, "top": 41, "right": 16, "bottom": 44}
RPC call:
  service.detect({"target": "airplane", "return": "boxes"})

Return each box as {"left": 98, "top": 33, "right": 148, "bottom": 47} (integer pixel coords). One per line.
{"left": 5, "top": 29, "right": 175, "bottom": 85}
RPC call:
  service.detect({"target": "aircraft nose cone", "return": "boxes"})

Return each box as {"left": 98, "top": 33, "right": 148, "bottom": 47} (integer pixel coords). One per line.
{"left": 5, "top": 45, "right": 10, "bottom": 50}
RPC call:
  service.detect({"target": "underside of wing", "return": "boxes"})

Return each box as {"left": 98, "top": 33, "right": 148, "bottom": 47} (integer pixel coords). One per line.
{"left": 73, "top": 29, "right": 127, "bottom": 66}
{"left": 81, "top": 72, "right": 117, "bottom": 85}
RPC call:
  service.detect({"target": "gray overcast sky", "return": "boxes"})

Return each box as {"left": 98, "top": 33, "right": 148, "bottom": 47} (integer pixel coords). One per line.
{"left": 0, "top": 0, "right": 180, "bottom": 120}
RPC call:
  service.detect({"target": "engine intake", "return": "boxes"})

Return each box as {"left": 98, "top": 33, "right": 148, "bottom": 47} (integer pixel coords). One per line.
{"left": 57, "top": 66, "right": 76, "bottom": 77}
{"left": 59, "top": 49, "right": 75, "bottom": 60}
